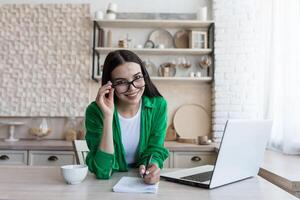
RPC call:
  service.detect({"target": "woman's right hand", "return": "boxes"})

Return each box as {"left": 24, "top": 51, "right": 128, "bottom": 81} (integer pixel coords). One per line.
{"left": 96, "top": 81, "right": 115, "bottom": 117}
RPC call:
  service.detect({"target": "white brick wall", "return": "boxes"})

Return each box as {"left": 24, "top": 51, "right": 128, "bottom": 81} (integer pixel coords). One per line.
{"left": 212, "top": 0, "right": 261, "bottom": 141}
{"left": 0, "top": 4, "right": 91, "bottom": 116}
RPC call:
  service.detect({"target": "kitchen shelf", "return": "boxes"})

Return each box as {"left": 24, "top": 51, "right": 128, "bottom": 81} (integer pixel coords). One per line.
{"left": 92, "top": 76, "right": 212, "bottom": 82}
{"left": 152, "top": 76, "right": 212, "bottom": 82}
{"left": 91, "top": 19, "right": 215, "bottom": 82}
{"left": 94, "top": 19, "right": 214, "bottom": 28}
{"left": 95, "top": 47, "right": 213, "bottom": 55}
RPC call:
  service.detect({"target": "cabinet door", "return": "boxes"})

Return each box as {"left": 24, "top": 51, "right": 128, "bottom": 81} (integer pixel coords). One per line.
{"left": 28, "top": 151, "right": 75, "bottom": 166}
{"left": 0, "top": 150, "right": 27, "bottom": 165}
{"left": 173, "top": 152, "right": 216, "bottom": 168}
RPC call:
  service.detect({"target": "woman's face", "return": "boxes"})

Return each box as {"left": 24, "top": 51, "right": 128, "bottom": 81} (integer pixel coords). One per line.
{"left": 111, "top": 62, "right": 145, "bottom": 105}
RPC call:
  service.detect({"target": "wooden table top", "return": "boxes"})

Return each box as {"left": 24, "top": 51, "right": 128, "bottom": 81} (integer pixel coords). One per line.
{"left": 259, "top": 150, "right": 300, "bottom": 195}
{"left": 0, "top": 139, "right": 218, "bottom": 152}
{"left": 0, "top": 166, "right": 297, "bottom": 200}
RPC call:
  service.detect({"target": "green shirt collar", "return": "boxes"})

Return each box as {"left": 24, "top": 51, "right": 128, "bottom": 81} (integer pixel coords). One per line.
{"left": 142, "top": 95, "right": 154, "bottom": 108}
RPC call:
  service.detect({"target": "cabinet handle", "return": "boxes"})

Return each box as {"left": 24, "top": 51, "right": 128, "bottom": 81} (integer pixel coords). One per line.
{"left": 48, "top": 156, "right": 59, "bottom": 161}
{"left": 0, "top": 155, "right": 10, "bottom": 161}
{"left": 191, "top": 156, "right": 201, "bottom": 162}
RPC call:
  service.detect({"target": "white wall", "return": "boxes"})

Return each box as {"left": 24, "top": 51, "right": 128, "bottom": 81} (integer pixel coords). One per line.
{"left": 212, "top": 0, "right": 262, "bottom": 141}
{"left": 0, "top": 0, "right": 210, "bottom": 15}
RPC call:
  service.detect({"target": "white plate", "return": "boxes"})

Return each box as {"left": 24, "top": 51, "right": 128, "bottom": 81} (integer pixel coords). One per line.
{"left": 173, "top": 104, "right": 210, "bottom": 139}
{"left": 148, "top": 29, "right": 174, "bottom": 48}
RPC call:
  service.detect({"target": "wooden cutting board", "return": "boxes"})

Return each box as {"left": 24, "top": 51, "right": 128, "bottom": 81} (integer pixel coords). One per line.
{"left": 173, "top": 104, "right": 210, "bottom": 140}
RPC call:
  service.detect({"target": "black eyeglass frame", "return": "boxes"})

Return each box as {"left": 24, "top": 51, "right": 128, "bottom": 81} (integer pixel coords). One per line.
{"left": 112, "top": 76, "right": 146, "bottom": 94}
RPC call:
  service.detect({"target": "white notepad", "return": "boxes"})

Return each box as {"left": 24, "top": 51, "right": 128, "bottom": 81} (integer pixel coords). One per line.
{"left": 112, "top": 177, "right": 159, "bottom": 194}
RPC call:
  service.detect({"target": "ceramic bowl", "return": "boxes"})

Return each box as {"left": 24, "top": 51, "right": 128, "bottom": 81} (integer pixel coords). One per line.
{"left": 61, "top": 165, "right": 88, "bottom": 185}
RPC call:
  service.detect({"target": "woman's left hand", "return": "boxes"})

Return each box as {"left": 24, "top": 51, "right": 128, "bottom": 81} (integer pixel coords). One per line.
{"left": 139, "top": 164, "right": 160, "bottom": 185}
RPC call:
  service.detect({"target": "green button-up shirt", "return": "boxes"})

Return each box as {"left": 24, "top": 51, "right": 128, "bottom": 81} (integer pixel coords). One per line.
{"left": 85, "top": 95, "right": 169, "bottom": 179}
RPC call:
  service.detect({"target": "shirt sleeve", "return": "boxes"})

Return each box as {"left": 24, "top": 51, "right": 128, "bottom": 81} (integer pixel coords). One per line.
{"left": 137, "top": 98, "right": 169, "bottom": 168}
{"left": 85, "top": 102, "right": 114, "bottom": 179}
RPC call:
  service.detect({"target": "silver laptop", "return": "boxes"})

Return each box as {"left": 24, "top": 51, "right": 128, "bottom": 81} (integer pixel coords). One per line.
{"left": 161, "top": 119, "right": 272, "bottom": 189}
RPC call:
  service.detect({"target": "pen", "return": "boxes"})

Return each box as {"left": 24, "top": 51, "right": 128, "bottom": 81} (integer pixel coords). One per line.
{"left": 143, "top": 154, "right": 153, "bottom": 178}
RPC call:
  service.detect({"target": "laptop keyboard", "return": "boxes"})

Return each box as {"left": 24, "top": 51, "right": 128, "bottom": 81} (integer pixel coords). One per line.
{"left": 180, "top": 171, "right": 213, "bottom": 182}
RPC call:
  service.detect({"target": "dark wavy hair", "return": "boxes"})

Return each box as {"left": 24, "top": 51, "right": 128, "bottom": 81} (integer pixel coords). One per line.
{"left": 101, "top": 50, "right": 162, "bottom": 98}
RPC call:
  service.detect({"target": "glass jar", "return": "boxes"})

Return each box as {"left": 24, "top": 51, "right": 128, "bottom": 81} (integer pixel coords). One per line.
{"left": 29, "top": 118, "right": 52, "bottom": 140}
{"left": 63, "top": 117, "right": 77, "bottom": 141}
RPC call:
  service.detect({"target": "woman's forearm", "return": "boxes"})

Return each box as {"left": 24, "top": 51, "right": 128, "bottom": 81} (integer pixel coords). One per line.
{"left": 99, "top": 116, "right": 114, "bottom": 154}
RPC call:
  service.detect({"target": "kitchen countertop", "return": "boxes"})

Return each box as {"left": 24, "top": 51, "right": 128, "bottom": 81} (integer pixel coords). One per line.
{"left": 259, "top": 150, "right": 300, "bottom": 197}
{"left": 0, "top": 139, "right": 73, "bottom": 151}
{"left": 0, "top": 165, "right": 298, "bottom": 200}
{"left": 0, "top": 139, "right": 218, "bottom": 152}
{"left": 164, "top": 141, "right": 218, "bottom": 152}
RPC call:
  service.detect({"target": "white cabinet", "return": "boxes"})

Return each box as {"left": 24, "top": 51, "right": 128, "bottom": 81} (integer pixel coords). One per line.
{"left": 173, "top": 151, "right": 216, "bottom": 168}
{"left": 0, "top": 150, "right": 75, "bottom": 166}
{"left": 28, "top": 150, "right": 75, "bottom": 166}
{"left": 164, "top": 150, "right": 217, "bottom": 168}
{"left": 0, "top": 150, "right": 27, "bottom": 165}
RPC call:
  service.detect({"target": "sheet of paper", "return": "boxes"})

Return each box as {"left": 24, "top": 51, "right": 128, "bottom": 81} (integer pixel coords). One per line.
{"left": 112, "top": 176, "right": 159, "bottom": 194}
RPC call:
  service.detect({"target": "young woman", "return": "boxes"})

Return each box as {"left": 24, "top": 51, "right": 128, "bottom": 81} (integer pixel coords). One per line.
{"left": 85, "top": 50, "right": 169, "bottom": 184}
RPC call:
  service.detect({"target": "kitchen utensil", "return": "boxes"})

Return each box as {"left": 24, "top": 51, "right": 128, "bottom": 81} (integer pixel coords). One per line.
{"left": 149, "top": 29, "right": 174, "bottom": 48}
{"left": 158, "top": 62, "right": 176, "bottom": 77}
{"left": 144, "top": 40, "right": 155, "bottom": 48}
{"left": 174, "top": 30, "right": 189, "bottom": 48}
{"left": 173, "top": 104, "right": 210, "bottom": 140}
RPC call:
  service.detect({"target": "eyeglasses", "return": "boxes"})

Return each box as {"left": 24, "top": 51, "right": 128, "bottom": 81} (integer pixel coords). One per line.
{"left": 112, "top": 76, "right": 145, "bottom": 94}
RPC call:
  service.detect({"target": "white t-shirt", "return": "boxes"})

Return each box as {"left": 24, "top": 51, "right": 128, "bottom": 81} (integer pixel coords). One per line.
{"left": 118, "top": 104, "right": 141, "bottom": 165}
